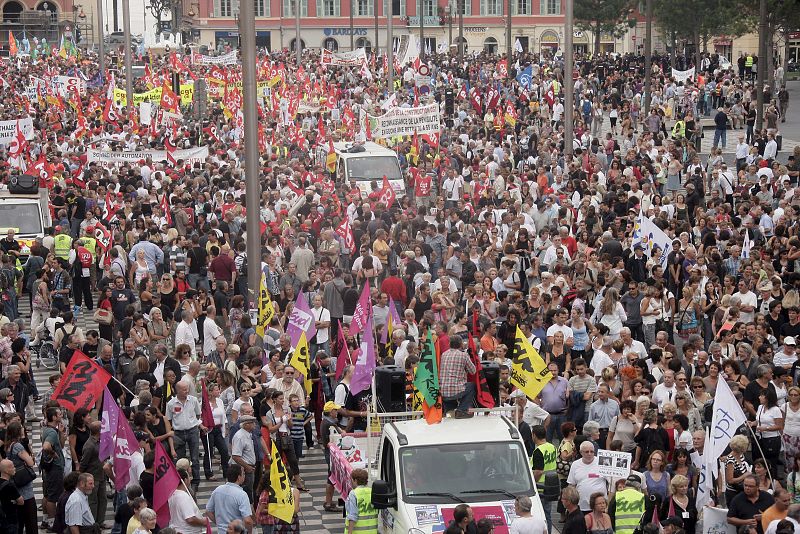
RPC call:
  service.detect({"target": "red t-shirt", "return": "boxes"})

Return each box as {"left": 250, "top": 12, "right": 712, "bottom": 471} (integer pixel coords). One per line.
{"left": 209, "top": 254, "right": 236, "bottom": 283}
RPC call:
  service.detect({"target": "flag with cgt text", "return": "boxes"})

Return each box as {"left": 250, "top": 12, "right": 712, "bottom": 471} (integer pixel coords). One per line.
{"left": 52, "top": 350, "right": 111, "bottom": 412}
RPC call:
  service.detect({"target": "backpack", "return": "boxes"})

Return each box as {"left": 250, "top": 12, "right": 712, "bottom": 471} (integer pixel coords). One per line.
{"left": 233, "top": 326, "right": 253, "bottom": 355}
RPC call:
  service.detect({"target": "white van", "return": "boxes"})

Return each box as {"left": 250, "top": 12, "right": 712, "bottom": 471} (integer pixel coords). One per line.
{"left": 365, "top": 414, "right": 544, "bottom": 534}
{"left": 333, "top": 141, "right": 405, "bottom": 199}
{"left": 0, "top": 188, "right": 51, "bottom": 260}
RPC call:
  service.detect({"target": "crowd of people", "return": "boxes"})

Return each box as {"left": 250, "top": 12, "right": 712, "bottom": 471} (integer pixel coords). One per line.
{"left": 0, "top": 36, "right": 792, "bottom": 534}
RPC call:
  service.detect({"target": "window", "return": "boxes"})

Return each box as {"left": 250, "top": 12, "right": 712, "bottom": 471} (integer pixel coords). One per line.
{"left": 356, "top": 0, "right": 372, "bottom": 15}
{"left": 421, "top": 0, "right": 436, "bottom": 16}
{"left": 323, "top": 37, "right": 338, "bottom": 51}
{"left": 483, "top": 36, "right": 498, "bottom": 53}
{"left": 356, "top": 37, "right": 372, "bottom": 52}
{"left": 283, "top": 0, "right": 308, "bottom": 16}
{"left": 386, "top": 0, "right": 405, "bottom": 17}
{"left": 453, "top": 0, "right": 470, "bottom": 16}
{"left": 480, "top": 0, "right": 501, "bottom": 15}
{"left": 513, "top": 0, "right": 530, "bottom": 14}
{"left": 214, "top": 0, "right": 233, "bottom": 17}
{"left": 539, "top": 0, "right": 559, "bottom": 14}
{"left": 317, "top": 0, "right": 339, "bottom": 16}
{"left": 255, "top": 0, "right": 269, "bottom": 16}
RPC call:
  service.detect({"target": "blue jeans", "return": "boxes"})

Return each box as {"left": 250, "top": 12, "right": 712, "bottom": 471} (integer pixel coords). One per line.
{"left": 443, "top": 382, "right": 476, "bottom": 413}
{"left": 546, "top": 412, "right": 566, "bottom": 442}
{"left": 110, "top": 491, "right": 128, "bottom": 534}
{"left": 187, "top": 273, "right": 210, "bottom": 291}
{"left": 174, "top": 427, "right": 201, "bottom": 482}
{"left": 713, "top": 128, "right": 727, "bottom": 149}
{"left": 202, "top": 426, "right": 230, "bottom": 478}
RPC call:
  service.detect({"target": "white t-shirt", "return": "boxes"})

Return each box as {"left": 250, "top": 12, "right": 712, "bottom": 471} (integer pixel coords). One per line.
{"left": 311, "top": 306, "right": 331, "bottom": 344}
{"left": 756, "top": 404, "right": 784, "bottom": 438}
{"left": 733, "top": 290, "right": 758, "bottom": 323}
{"left": 168, "top": 490, "right": 205, "bottom": 534}
{"left": 546, "top": 324, "right": 574, "bottom": 341}
{"left": 651, "top": 383, "right": 677, "bottom": 411}
{"left": 566, "top": 458, "right": 608, "bottom": 511}
{"left": 509, "top": 515, "right": 547, "bottom": 534}
{"left": 203, "top": 319, "right": 223, "bottom": 357}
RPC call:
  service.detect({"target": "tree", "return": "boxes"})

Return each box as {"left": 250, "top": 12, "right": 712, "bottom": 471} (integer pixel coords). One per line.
{"left": 146, "top": 0, "right": 172, "bottom": 42}
{"left": 573, "top": 0, "right": 635, "bottom": 55}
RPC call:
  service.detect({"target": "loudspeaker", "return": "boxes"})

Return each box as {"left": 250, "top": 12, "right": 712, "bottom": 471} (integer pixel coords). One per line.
{"left": 445, "top": 88, "right": 455, "bottom": 116}
{"left": 374, "top": 365, "right": 407, "bottom": 413}
{"left": 8, "top": 174, "right": 38, "bottom": 194}
{"left": 481, "top": 360, "right": 501, "bottom": 407}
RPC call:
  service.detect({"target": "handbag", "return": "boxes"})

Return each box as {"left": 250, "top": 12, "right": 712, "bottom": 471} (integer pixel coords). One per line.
{"left": 12, "top": 464, "right": 36, "bottom": 487}
{"left": 93, "top": 308, "right": 113, "bottom": 325}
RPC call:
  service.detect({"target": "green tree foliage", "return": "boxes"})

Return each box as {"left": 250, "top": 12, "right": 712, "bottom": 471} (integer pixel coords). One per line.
{"left": 573, "top": 0, "right": 635, "bottom": 54}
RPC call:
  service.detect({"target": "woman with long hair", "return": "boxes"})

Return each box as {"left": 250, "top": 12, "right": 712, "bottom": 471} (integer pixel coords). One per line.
{"left": 68, "top": 408, "right": 91, "bottom": 473}
{"left": 543, "top": 331, "right": 571, "bottom": 378}
{"left": 591, "top": 288, "right": 627, "bottom": 340}
{"left": 145, "top": 406, "right": 176, "bottom": 458}
{"left": 5, "top": 421, "right": 37, "bottom": 534}
{"left": 643, "top": 450, "right": 671, "bottom": 501}
{"left": 202, "top": 382, "right": 230, "bottom": 480}
{"left": 752, "top": 387, "right": 784, "bottom": 478}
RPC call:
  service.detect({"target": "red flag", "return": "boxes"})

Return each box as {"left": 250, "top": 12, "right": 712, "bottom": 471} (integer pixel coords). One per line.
{"left": 31, "top": 155, "right": 52, "bottom": 189}
{"left": 470, "top": 89, "right": 482, "bottom": 113}
{"left": 200, "top": 379, "right": 215, "bottom": 429}
{"left": 51, "top": 351, "right": 112, "bottom": 412}
{"left": 317, "top": 114, "right": 326, "bottom": 144}
{"left": 203, "top": 123, "right": 220, "bottom": 143}
{"left": 497, "top": 59, "right": 508, "bottom": 78}
{"left": 377, "top": 175, "right": 396, "bottom": 209}
{"left": 334, "top": 320, "right": 352, "bottom": 380}
{"left": 160, "top": 81, "right": 180, "bottom": 112}
{"left": 545, "top": 87, "right": 555, "bottom": 107}
{"left": 467, "top": 334, "right": 495, "bottom": 408}
{"left": 153, "top": 440, "right": 181, "bottom": 527}
{"left": 335, "top": 217, "right": 355, "bottom": 251}
{"left": 103, "top": 190, "right": 118, "bottom": 223}
{"left": 93, "top": 223, "right": 112, "bottom": 252}
{"left": 161, "top": 194, "right": 173, "bottom": 226}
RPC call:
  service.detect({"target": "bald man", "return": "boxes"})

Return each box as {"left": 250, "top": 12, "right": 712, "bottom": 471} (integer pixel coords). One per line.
{"left": 0, "top": 458, "right": 23, "bottom": 531}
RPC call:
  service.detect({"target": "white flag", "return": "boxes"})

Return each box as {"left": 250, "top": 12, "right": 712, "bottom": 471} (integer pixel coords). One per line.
{"left": 514, "top": 39, "right": 523, "bottom": 53}
{"left": 742, "top": 231, "right": 752, "bottom": 259}
{"left": 709, "top": 378, "right": 747, "bottom": 461}
{"left": 701, "top": 507, "right": 736, "bottom": 534}
{"left": 695, "top": 428, "right": 714, "bottom": 509}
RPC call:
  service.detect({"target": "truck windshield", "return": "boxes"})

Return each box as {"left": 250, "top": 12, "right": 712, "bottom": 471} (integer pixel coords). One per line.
{"left": 399, "top": 441, "right": 534, "bottom": 503}
{"left": 346, "top": 156, "right": 402, "bottom": 182}
{"left": 0, "top": 204, "right": 43, "bottom": 235}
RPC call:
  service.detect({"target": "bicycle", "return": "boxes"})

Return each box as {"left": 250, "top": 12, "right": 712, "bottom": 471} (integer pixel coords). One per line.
{"left": 30, "top": 335, "right": 58, "bottom": 370}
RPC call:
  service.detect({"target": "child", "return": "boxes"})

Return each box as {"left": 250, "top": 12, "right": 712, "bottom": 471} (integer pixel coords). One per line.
{"left": 289, "top": 394, "right": 311, "bottom": 459}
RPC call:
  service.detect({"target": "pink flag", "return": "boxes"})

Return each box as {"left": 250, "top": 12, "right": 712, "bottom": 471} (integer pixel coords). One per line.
{"left": 387, "top": 296, "right": 403, "bottom": 326}
{"left": 112, "top": 408, "right": 138, "bottom": 491}
{"left": 286, "top": 293, "right": 317, "bottom": 347}
{"left": 153, "top": 440, "right": 181, "bottom": 527}
{"left": 201, "top": 379, "right": 215, "bottom": 429}
{"left": 335, "top": 320, "right": 351, "bottom": 380}
{"left": 351, "top": 317, "right": 376, "bottom": 395}
{"left": 99, "top": 387, "right": 119, "bottom": 461}
{"left": 349, "top": 282, "right": 372, "bottom": 336}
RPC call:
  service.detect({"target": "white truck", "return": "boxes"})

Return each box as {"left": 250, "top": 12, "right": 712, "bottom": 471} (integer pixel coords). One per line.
{"left": 331, "top": 412, "right": 544, "bottom": 534}
{"left": 0, "top": 188, "right": 51, "bottom": 260}
{"left": 333, "top": 142, "right": 406, "bottom": 200}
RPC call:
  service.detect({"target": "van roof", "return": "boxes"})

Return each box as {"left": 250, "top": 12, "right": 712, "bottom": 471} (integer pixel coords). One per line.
{"left": 333, "top": 141, "right": 396, "bottom": 158}
{"left": 388, "top": 416, "right": 518, "bottom": 447}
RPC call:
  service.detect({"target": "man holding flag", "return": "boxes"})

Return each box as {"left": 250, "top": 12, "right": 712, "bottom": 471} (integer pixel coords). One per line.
{"left": 439, "top": 336, "right": 477, "bottom": 418}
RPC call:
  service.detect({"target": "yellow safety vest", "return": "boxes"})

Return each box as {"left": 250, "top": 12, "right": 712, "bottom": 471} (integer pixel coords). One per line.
{"left": 613, "top": 488, "right": 645, "bottom": 534}
{"left": 53, "top": 234, "right": 73, "bottom": 260}
{"left": 672, "top": 121, "right": 685, "bottom": 139}
{"left": 82, "top": 237, "right": 97, "bottom": 260}
{"left": 351, "top": 486, "right": 378, "bottom": 534}
{"left": 745, "top": 55, "right": 753, "bottom": 68}
{"left": 531, "top": 442, "right": 557, "bottom": 495}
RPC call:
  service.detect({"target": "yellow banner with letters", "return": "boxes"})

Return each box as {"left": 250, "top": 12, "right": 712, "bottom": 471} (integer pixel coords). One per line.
{"left": 267, "top": 440, "right": 295, "bottom": 523}
{"left": 288, "top": 331, "right": 312, "bottom": 394}
{"left": 509, "top": 326, "right": 552, "bottom": 401}
{"left": 113, "top": 84, "right": 196, "bottom": 107}
{"left": 256, "top": 275, "right": 274, "bottom": 338}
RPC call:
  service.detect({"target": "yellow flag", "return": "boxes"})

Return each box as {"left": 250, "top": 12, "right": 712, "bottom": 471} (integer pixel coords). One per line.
{"left": 509, "top": 326, "right": 552, "bottom": 401}
{"left": 289, "top": 332, "right": 312, "bottom": 395}
{"left": 256, "top": 276, "right": 274, "bottom": 338}
{"left": 267, "top": 440, "right": 295, "bottom": 522}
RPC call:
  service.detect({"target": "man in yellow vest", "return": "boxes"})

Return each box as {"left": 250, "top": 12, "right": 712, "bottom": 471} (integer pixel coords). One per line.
{"left": 53, "top": 227, "right": 73, "bottom": 261}
{"left": 608, "top": 474, "right": 646, "bottom": 534}
{"left": 346, "top": 468, "right": 377, "bottom": 534}
{"left": 530, "top": 424, "right": 557, "bottom": 533}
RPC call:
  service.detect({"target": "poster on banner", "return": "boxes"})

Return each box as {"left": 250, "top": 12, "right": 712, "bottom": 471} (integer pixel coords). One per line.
{"left": 0, "top": 118, "right": 34, "bottom": 145}
{"left": 596, "top": 450, "right": 632, "bottom": 479}
{"left": 27, "top": 76, "right": 85, "bottom": 97}
{"left": 415, "top": 506, "right": 441, "bottom": 526}
{"left": 86, "top": 146, "right": 209, "bottom": 167}
{"left": 369, "top": 103, "right": 441, "bottom": 138}
{"left": 321, "top": 48, "right": 368, "bottom": 66}
{"left": 114, "top": 84, "right": 195, "bottom": 107}
{"left": 192, "top": 50, "right": 238, "bottom": 65}
{"left": 395, "top": 34, "right": 420, "bottom": 67}
{"left": 672, "top": 67, "right": 696, "bottom": 82}
{"left": 159, "top": 110, "right": 184, "bottom": 129}
{"left": 702, "top": 507, "right": 736, "bottom": 534}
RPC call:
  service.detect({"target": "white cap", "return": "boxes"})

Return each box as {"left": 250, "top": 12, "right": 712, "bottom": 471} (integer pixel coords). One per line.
{"left": 786, "top": 336, "right": 797, "bottom": 346}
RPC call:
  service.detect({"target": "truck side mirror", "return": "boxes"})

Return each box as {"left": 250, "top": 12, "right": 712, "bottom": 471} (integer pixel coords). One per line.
{"left": 371, "top": 479, "right": 397, "bottom": 509}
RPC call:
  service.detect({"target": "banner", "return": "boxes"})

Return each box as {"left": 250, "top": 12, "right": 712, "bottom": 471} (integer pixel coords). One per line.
{"left": 351, "top": 317, "right": 376, "bottom": 396}
{"left": 321, "top": 48, "right": 368, "bottom": 66}
{"left": 288, "top": 331, "right": 312, "bottom": 394}
{"left": 672, "top": 67, "right": 696, "bottom": 83}
{"left": 631, "top": 211, "right": 672, "bottom": 269}
{"left": 51, "top": 350, "right": 111, "bottom": 412}
{"left": 268, "top": 440, "right": 295, "bottom": 522}
{"left": 0, "top": 118, "right": 34, "bottom": 145}
{"left": 467, "top": 334, "right": 495, "bottom": 408}
{"left": 414, "top": 330, "right": 443, "bottom": 424}
{"left": 286, "top": 293, "right": 316, "bottom": 347}
{"left": 99, "top": 387, "right": 119, "bottom": 461}
{"left": 193, "top": 50, "right": 239, "bottom": 65}
{"left": 395, "top": 34, "right": 420, "bottom": 67}
{"left": 369, "top": 103, "right": 441, "bottom": 139}
{"left": 113, "top": 83, "right": 195, "bottom": 107}
{"left": 256, "top": 275, "right": 275, "bottom": 338}
{"left": 158, "top": 110, "right": 184, "bottom": 129}
{"left": 153, "top": 440, "right": 181, "bottom": 527}
{"left": 596, "top": 450, "right": 632, "bottom": 479}
{"left": 86, "top": 146, "right": 209, "bottom": 168}
{"left": 327, "top": 443, "right": 355, "bottom": 498}
{"left": 702, "top": 507, "right": 736, "bottom": 534}
{"left": 508, "top": 326, "right": 552, "bottom": 401}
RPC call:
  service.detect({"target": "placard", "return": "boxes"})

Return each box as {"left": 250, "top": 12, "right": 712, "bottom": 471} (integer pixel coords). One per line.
{"left": 369, "top": 103, "right": 441, "bottom": 138}
{"left": 596, "top": 450, "right": 632, "bottom": 479}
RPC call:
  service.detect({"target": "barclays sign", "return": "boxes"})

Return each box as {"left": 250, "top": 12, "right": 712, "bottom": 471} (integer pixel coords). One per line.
{"left": 324, "top": 28, "right": 368, "bottom": 36}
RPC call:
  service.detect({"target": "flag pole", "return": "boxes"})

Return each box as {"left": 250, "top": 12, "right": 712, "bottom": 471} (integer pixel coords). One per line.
{"left": 745, "top": 424, "right": 775, "bottom": 490}
{"left": 111, "top": 375, "right": 136, "bottom": 398}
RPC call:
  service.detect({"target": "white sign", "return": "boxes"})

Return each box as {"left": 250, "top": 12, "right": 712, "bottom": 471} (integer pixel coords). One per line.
{"left": 158, "top": 110, "right": 184, "bottom": 129}
{"left": 702, "top": 507, "right": 736, "bottom": 534}
{"left": 0, "top": 118, "right": 34, "bottom": 145}
{"left": 631, "top": 211, "right": 672, "bottom": 269}
{"left": 672, "top": 67, "right": 695, "bottom": 83}
{"left": 596, "top": 450, "right": 631, "bottom": 480}
{"left": 86, "top": 146, "right": 210, "bottom": 168}
{"left": 140, "top": 102, "right": 153, "bottom": 126}
{"left": 369, "top": 103, "right": 441, "bottom": 138}
{"left": 192, "top": 50, "right": 238, "bottom": 66}
{"left": 321, "top": 48, "right": 368, "bottom": 66}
